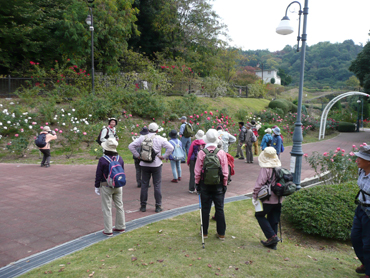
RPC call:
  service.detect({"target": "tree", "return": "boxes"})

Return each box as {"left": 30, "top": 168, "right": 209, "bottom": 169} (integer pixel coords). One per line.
{"left": 277, "top": 68, "right": 292, "bottom": 86}
{"left": 346, "top": 76, "right": 360, "bottom": 90}
{"left": 349, "top": 41, "right": 370, "bottom": 91}
{"left": 270, "top": 78, "right": 275, "bottom": 84}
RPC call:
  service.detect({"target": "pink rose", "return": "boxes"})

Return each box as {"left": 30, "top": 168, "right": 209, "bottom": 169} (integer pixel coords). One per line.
{"left": 131, "top": 132, "right": 134, "bottom": 134}
{"left": 352, "top": 145, "right": 356, "bottom": 148}
{"left": 196, "top": 122, "right": 199, "bottom": 125}
{"left": 15, "top": 134, "right": 19, "bottom": 137}
{"left": 204, "top": 111, "right": 207, "bottom": 114}
{"left": 135, "top": 133, "right": 137, "bottom": 135}
{"left": 40, "top": 126, "right": 43, "bottom": 129}
{"left": 303, "top": 153, "right": 308, "bottom": 157}
{"left": 83, "top": 132, "right": 87, "bottom": 135}
{"left": 55, "top": 128, "right": 58, "bottom": 131}
{"left": 45, "top": 122, "right": 48, "bottom": 125}
{"left": 207, "top": 117, "right": 210, "bottom": 120}
{"left": 59, "top": 130, "right": 63, "bottom": 133}
{"left": 336, "top": 147, "right": 341, "bottom": 151}
{"left": 20, "top": 129, "right": 24, "bottom": 132}
{"left": 330, "top": 159, "right": 334, "bottom": 162}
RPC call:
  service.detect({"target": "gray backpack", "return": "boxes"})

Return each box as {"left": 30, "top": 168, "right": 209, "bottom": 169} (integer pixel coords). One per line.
{"left": 140, "top": 134, "right": 157, "bottom": 162}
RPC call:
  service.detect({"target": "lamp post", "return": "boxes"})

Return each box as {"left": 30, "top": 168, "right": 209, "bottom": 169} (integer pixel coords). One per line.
{"left": 276, "top": 0, "right": 309, "bottom": 190}
{"left": 357, "top": 99, "right": 361, "bottom": 132}
{"left": 86, "top": 0, "right": 95, "bottom": 93}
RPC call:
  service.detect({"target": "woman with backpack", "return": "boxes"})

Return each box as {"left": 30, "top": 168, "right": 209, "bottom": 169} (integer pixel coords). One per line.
{"left": 252, "top": 147, "right": 282, "bottom": 250}
{"left": 37, "top": 126, "right": 57, "bottom": 168}
{"left": 260, "top": 128, "right": 273, "bottom": 151}
{"left": 271, "top": 127, "right": 283, "bottom": 159}
{"left": 168, "top": 130, "right": 184, "bottom": 183}
{"left": 99, "top": 118, "right": 119, "bottom": 144}
{"left": 94, "top": 138, "right": 126, "bottom": 237}
{"left": 187, "top": 130, "right": 205, "bottom": 193}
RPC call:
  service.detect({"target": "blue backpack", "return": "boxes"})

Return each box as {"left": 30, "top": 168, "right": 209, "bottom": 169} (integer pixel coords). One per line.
{"left": 170, "top": 139, "right": 185, "bottom": 161}
{"left": 35, "top": 133, "right": 47, "bottom": 148}
{"left": 103, "top": 155, "right": 126, "bottom": 188}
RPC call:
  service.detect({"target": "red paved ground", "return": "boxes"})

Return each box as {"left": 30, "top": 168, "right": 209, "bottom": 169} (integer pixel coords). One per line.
{"left": 0, "top": 131, "right": 368, "bottom": 267}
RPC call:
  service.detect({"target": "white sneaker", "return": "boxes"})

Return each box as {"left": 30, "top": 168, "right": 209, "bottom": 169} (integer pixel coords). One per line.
{"left": 189, "top": 190, "right": 195, "bottom": 194}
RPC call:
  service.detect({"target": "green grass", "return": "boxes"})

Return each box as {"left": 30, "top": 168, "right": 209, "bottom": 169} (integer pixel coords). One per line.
{"left": 21, "top": 200, "right": 357, "bottom": 278}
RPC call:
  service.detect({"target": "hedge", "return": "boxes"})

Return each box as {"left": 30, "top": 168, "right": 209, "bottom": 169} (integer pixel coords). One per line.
{"left": 338, "top": 121, "right": 356, "bottom": 132}
{"left": 282, "top": 182, "right": 358, "bottom": 240}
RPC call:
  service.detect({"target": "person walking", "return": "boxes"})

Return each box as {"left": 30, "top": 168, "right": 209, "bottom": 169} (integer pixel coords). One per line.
{"left": 132, "top": 127, "right": 149, "bottom": 188}
{"left": 195, "top": 129, "right": 229, "bottom": 241}
{"left": 252, "top": 147, "right": 282, "bottom": 250}
{"left": 351, "top": 146, "right": 370, "bottom": 278}
{"left": 129, "top": 123, "right": 174, "bottom": 213}
{"left": 94, "top": 138, "right": 126, "bottom": 237}
{"left": 244, "top": 123, "right": 254, "bottom": 163}
{"left": 100, "top": 118, "right": 119, "bottom": 144}
{"left": 38, "top": 126, "right": 57, "bottom": 168}
{"left": 168, "top": 129, "right": 183, "bottom": 183}
{"left": 179, "top": 116, "right": 192, "bottom": 164}
{"left": 187, "top": 130, "right": 205, "bottom": 193}
{"left": 260, "top": 128, "right": 273, "bottom": 151}
{"left": 271, "top": 127, "right": 282, "bottom": 159}
{"left": 251, "top": 120, "right": 260, "bottom": 156}
{"left": 235, "top": 122, "right": 246, "bottom": 160}
{"left": 216, "top": 125, "right": 236, "bottom": 153}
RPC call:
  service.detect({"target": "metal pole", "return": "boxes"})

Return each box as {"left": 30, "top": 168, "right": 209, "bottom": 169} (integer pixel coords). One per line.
{"left": 262, "top": 63, "right": 264, "bottom": 83}
{"left": 90, "top": 7, "right": 95, "bottom": 93}
{"left": 357, "top": 99, "right": 360, "bottom": 132}
{"left": 8, "top": 75, "right": 11, "bottom": 97}
{"left": 290, "top": 0, "right": 308, "bottom": 190}
{"left": 361, "top": 98, "right": 364, "bottom": 129}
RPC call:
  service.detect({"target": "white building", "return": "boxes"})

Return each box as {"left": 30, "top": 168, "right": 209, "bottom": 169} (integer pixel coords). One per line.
{"left": 255, "top": 69, "right": 281, "bottom": 85}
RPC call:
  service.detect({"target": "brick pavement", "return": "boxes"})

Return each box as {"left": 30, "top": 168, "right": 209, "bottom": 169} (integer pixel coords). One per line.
{"left": 0, "top": 131, "right": 368, "bottom": 267}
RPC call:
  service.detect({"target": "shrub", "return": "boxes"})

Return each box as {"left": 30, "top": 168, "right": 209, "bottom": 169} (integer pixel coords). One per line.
{"left": 282, "top": 182, "right": 358, "bottom": 240}
{"left": 167, "top": 94, "right": 208, "bottom": 117}
{"left": 338, "top": 121, "right": 356, "bottom": 132}
{"left": 268, "top": 100, "right": 289, "bottom": 114}
{"left": 234, "top": 108, "right": 249, "bottom": 122}
{"left": 124, "top": 90, "right": 166, "bottom": 119}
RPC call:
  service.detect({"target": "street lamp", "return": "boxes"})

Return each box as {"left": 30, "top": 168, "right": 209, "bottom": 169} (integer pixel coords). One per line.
{"left": 276, "top": 0, "right": 309, "bottom": 190}
{"left": 86, "top": 0, "right": 95, "bottom": 93}
{"left": 357, "top": 99, "right": 363, "bottom": 132}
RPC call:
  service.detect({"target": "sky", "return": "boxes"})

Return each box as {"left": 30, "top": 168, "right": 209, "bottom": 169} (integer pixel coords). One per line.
{"left": 212, "top": 0, "right": 370, "bottom": 52}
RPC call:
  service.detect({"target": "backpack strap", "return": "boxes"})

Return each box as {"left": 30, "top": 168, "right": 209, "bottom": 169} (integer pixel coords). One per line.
{"left": 103, "top": 155, "right": 112, "bottom": 163}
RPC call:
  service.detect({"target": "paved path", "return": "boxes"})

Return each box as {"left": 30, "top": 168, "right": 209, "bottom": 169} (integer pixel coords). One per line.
{"left": 0, "top": 131, "right": 368, "bottom": 267}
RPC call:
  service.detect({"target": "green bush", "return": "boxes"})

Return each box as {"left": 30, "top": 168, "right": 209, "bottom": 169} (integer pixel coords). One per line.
{"left": 338, "top": 121, "right": 356, "bottom": 132}
{"left": 268, "top": 100, "right": 289, "bottom": 114}
{"left": 167, "top": 94, "right": 208, "bottom": 117}
{"left": 234, "top": 108, "right": 249, "bottom": 122}
{"left": 282, "top": 182, "right": 358, "bottom": 240}
{"left": 124, "top": 90, "right": 166, "bottom": 119}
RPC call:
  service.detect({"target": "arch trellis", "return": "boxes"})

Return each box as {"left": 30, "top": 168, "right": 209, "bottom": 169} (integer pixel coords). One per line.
{"left": 319, "top": 91, "right": 369, "bottom": 140}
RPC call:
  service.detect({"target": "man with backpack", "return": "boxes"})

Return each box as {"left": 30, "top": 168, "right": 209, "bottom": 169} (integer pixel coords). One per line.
{"left": 260, "top": 128, "right": 273, "bottom": 151}
{"left": 179, "top": 116, "right": 193, "bottom": 164}
{"left": 97, "top": 118, "right": 119, "bottom": 145}
{"left": 129, "top": 122, "right": 174, "bottom": 213}
{"left": 244, "top": 123, "right": 254, "bottom": 163}
{"left": 194, "top": 129, "right": 229, "bottom": 241}
{"left": 251, "top": 120, "right": 260, "bottom": 156}
{"left": 235, "top": 122, "right": 246, "bottom": 160}
{"left": 36, "top": 126, "right": 57, "bottom": 168}
{"left": 167, "top": 129, "right": 184, "bottom": 183}
{"left": 94, "top": 138, "right": 126, "bottom": 237}
{"left": 216, "top": 125, "right": 236, "bottom": 153}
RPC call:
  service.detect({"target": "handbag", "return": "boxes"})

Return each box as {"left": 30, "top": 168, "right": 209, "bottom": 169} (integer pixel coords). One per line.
{"left": 257, "top": 171, "right": 274, "bottom": 201}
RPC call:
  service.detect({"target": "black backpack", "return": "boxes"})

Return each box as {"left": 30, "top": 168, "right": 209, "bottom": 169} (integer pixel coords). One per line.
{"left": 96, "top": 127, "right": 109, "bottom": 145}
{"left": 35, "top": 133, "right": 47, "bottom": 148}
{"left": 271, "top": 167, "right": 296, "bottom": 197}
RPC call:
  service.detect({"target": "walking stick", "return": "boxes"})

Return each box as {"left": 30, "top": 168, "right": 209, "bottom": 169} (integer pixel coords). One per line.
{"left": 199, "top": 194, "right": 205, "bottom": 249}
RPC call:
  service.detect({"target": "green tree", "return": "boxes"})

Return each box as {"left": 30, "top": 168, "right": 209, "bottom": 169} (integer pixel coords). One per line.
{"left": 270, "top": 77, "right": 275, "bottom": 84}
{"left": 277, "top": 68, "right": 292, "bottom": 86}
{"left": 346, "top": 76, "right": 360, "bottom": 90}
{"left": 349, "top": 41, "right": 370, "bottom": 92}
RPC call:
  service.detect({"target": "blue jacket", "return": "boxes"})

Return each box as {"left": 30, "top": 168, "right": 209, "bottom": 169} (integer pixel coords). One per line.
{"left": 261, "top": 133, "right": 273, "bottom": 150}
{"left": 272, "top": 135, "right": 282, "bottom": 155}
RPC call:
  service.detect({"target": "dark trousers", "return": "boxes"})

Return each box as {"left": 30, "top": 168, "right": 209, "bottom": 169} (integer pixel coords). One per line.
{"left": 189, "top": 160, "right": 196, "bottom": 191}
{"left": 245, "top": 142, "right": 253, "bottom": 163}
{"left": 255, "top": 203, "right": 281, "bottom": 239}
{"left": 351, "top": 205, "right": 370, "bottom": 275}
{"left": 236, "top": 143, "right": 244, "bottom": 158}
{"left": 40, "top": 149, "right": 51, "bottom": 165}
{"left": 134, "top": 158, "right": 142, "bottom": 187}
{"left": 140, "top": 165, "right": 162, "bottom": 207}
{"left": 201, "top": 190, "right": 226, "bottom": 236}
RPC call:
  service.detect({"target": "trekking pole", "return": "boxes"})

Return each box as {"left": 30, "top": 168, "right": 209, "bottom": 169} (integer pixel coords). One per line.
{"left": 199, "top": 194, "right": 205, "bottom": 249}
{"left": 279, "top": 221, "right": 283, "bottom": 243}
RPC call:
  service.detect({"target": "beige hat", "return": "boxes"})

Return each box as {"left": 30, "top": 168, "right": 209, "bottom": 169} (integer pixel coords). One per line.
{"left": 148, "top": 122, "right": 159, "bottom": 132}
{"left": 43, "top": 126, "right": 51, "bottom": 132}
{"left": 265, "top": 128, "right": 272, "bottom": 134}
{"left": 258, "top": 147, "right": 281, "bottom": 168}
{"left": 101, "top": 138, "right": 118, "bottom": 152}
{"left": 202, "top": 129, "right": 219, "bottom": 147}
{"left": 195, "top": 130, "right": 205, "bottom": 140}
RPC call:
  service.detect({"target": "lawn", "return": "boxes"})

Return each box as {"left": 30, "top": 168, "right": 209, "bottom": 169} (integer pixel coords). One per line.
{"left": 21, "top": 200, "right": 357, "bottom": 278}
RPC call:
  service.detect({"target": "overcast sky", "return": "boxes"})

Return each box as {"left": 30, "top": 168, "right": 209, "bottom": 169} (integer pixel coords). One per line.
{"left": 212, "top": 0, "right": 370, "bottom": 52}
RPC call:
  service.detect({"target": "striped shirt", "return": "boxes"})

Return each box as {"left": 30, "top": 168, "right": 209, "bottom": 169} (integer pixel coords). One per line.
{"left": 358, "top": 169, "right": 370, "bottom": 205}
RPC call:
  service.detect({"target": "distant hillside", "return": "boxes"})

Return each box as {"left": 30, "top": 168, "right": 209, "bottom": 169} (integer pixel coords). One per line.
{"left": 240, "top": 40, "right": 363, "bottom": 89}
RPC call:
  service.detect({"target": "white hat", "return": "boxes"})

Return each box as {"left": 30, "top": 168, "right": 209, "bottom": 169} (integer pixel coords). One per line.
{"left": 258, "top": 147, "right": 281, "bottom": 168}
{"left": 195, "top": 130, "right": 205, "bottom": 139}
{"left": 202, "top": 129, "right": 219, "bottom": 147}
{"left": 101, "top": 138, "right": 118, "bottom": 152}
{"left": 148, "top": 122, "right": 159, "bottom": 132}
{"left": 265, "top": 128, "right": 272, "bottom": 134}
{"left": 43, "top": 126, "right": 51, "bottom": 132}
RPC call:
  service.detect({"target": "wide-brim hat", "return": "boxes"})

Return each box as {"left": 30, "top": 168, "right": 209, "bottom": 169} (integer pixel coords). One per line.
{"left": 265, "top": 128, "right": 272, "bottom": 134}
{"left": 140, "top": 127, "right": 149, "bottom": 135}
{"left": 272, "top": 127, "right": 281, "bottom": 135}
{"left": 43, "top": 126, "right": 51, "bottom": 132}
{"left": 169, "top": 129, "right": 178, "bottom": 138}
{"left": 101, "top": 138, "right": 118, "bottom": 152}
{"left": 178, "top": 116, "right": 187, "bottom": 120}
{"left": 258, "top": 147, "right": 281, "bottom": 168}
{"left": 355, "top": 145, "right": 370, "bottom": 161}
{"left": 108, "top": 117, "right": 118, "bottom": 125}
{"left": 148, "top": 122, "right": 159, "bottom": 132}
{"left": 202, "top": 129, "right": 219, "bottom": 147}
{"left": 195, "top": 130, "right": 204, "bottom": 139}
